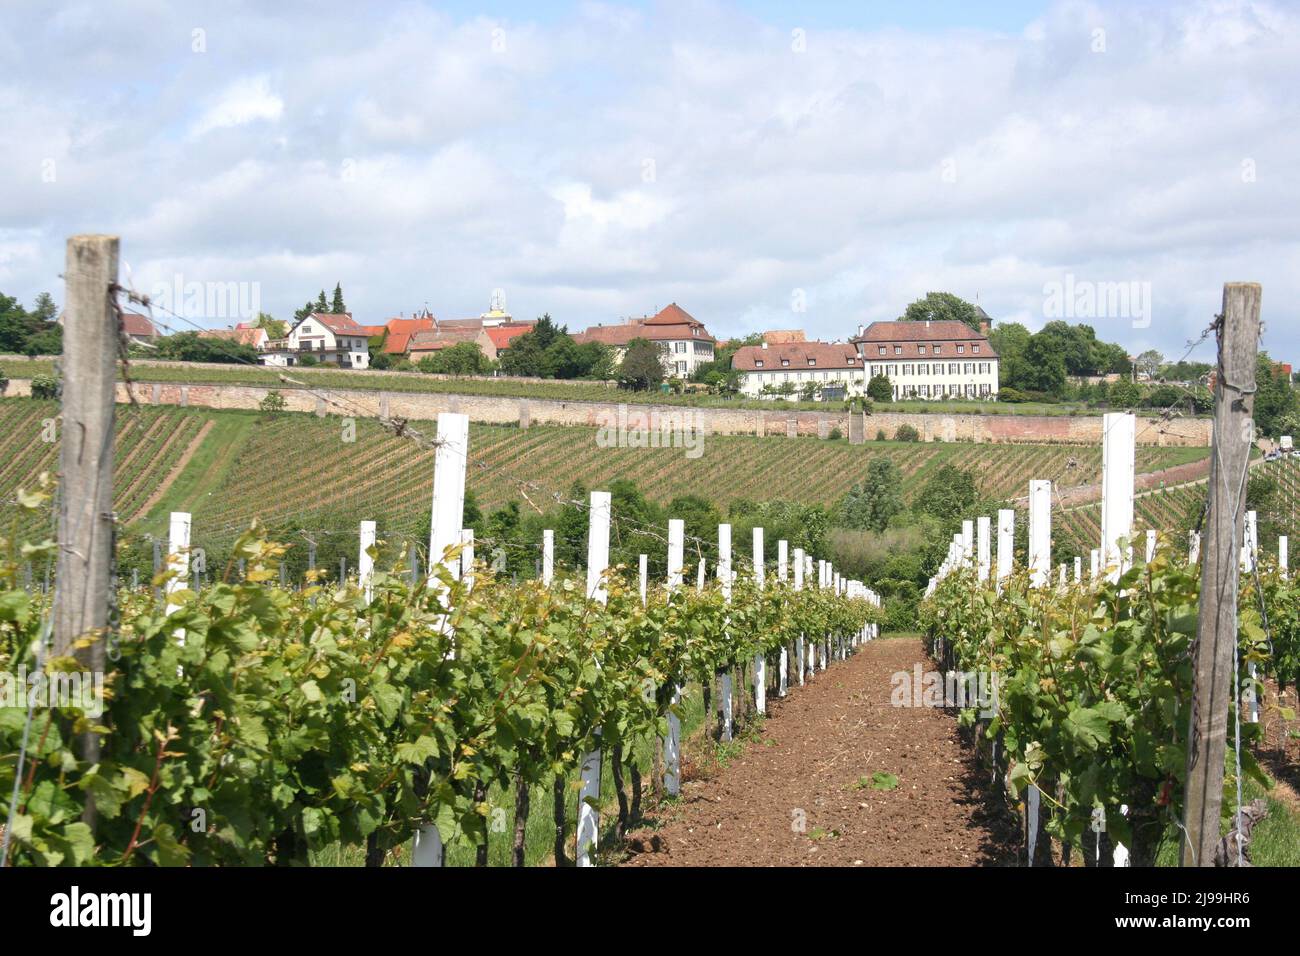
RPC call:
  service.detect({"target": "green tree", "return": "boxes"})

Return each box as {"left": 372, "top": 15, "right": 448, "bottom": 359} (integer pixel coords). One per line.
{"left": 499, "top": 315, "right": 565, "bottom": 378}
{"left": 1254, "top": 352, "right": 1299, "bottom": 438}
{"left": 913, "top": 464, "right": 980, "bottom": 524}
{"left": 837, "top": 458, "right": 903, "bottom": 532}
{"left": 1008, "top": 333, "right": 1067, "bottom": 396}
{"left": 154, "top": 331, "right": 258, "bottom": 364}
{"left": 417, "top": 342, "right": 490, "bottom": 376}
{"left": 330, "top": 283, "right": 346, "bottom": 315}
{"left": 315, "top": 289, "right": 329, "bottom": 313}
{"left": 866, "top": 374, "right": 893, "bottom": 403}
{"left": 619, "top": 338, "right": 665, "bottom": 391}
{"left": 253, "top": 312, "right": 287, "bottom": 338}
{"left": 1134, "top": 349, "right": 1163, "bottom": 380}
{"left": 898, "top": 292, "right": 982, "bottom": 331}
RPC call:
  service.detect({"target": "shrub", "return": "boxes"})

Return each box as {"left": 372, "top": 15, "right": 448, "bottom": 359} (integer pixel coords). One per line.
{"left": 875, "top": 428, "right": 887, "bottom": 441}
{"left": 259, "top": 390, "right": 287, "bottom": 415}
{"left": 297, "top": 354, "right": 319, "bottom": 367}
{"left": 998, "top": 387, "right": 1028, "bottom": 403}
{"left": 894, "top": 423, "right": 920, "bottom": 442}
{"left": 0, "top": 366, "right": 8, "bottom": 395}
{"left": 30, "top": 373, "right": 58, "bottom": 399}
{"left": 828, "top": 426, "right": 842, "bottom": 440}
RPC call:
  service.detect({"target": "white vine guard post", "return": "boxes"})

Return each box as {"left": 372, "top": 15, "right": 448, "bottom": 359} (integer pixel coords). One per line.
{"left": 752, "top": 527, "right": 766, "bottom": 714}
{"left": 662, "top": 519, "right": 685, "bottom": 797}
{"left": 718, "top": 523, "right": 734, "bottom": 741}
{"left": 413, "top": 412, "right": 468, "bottom": 868}
{"left": 576, "top": 490, "right": 611, "bottom": 868}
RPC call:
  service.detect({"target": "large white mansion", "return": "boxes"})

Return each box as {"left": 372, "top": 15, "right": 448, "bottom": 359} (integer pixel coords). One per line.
{"left": 732, "top": 320, "right": 999, "bottom": 401}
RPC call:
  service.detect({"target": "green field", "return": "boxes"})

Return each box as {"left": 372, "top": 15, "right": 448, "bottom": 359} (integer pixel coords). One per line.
{"left": 1, "top": 397, "right": 1207, "bottom": 554}
{"left": 1, "top": 354, "right": 1145, "bottom": 417}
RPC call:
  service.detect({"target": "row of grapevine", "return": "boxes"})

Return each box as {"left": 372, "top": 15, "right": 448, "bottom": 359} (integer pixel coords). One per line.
{"left": 920, "top": 410, "right": 1293, "bottom": 866}
{"left": 0, "top": 413, "right": 882, "bottom": 867}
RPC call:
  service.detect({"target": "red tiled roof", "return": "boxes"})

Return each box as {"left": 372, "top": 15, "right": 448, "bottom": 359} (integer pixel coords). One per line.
{"left": 305, "top": 312, "right": 365, "bottom": 334}
{"left": 731, "top": 341, "right": 863, "bottom": 372}
{"left": 484, "top": 325, "right": 531, "bottom": 350}
{"left": 199, "top": 327, "right": 266, "bottom": 348}
{"left": 852, "top": 321, "right": 997, "bottom": 358}
{"left": 643, "top": 302, "right": 700, "bottom": 327}
{"left": 407, "top": 327, "right": 482, "bottom": 352}
{"left": 120, "top": 312, "right": 157, "bottom": 338}
{"left": 356, "top": 325, "right": 387, "bottom": 337}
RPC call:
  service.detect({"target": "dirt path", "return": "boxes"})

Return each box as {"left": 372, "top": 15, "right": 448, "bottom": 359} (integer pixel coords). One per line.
{"left": 621, "top": 638, "right": 1019, "bottom": 867}
{"left": 129, "top": 418, "right": 214, "bottom": 523}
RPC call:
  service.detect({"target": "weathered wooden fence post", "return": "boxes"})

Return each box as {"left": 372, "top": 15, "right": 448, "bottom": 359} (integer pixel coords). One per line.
{"left": 1182, "top": 282, "right": 1260, "bottom": 868}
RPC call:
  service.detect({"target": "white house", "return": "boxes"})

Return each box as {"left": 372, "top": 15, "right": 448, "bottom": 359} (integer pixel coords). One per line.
{"left": 731, "top": 341, "right": 868, "bottom": 399}
{"left": 850, "top": 320, "right": 999, "bottom": 400}
{"left": 267, "top": 312, "right": 370, "bottom": 369}
{"left": 573, "top": 303, "right": 716, "bottom": 378}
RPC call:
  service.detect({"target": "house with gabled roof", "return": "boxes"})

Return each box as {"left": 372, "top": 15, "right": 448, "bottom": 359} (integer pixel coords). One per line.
{"left": 732, "top": 340, "right": 867, "bottom": 399}
{"left": 261, "top": 312, "right": 370, "bottom": 369}
{"left": 850, "top": 319, "right": 998, "bottom": 400}
{"left": 573, "top": 303, "right": 716, "bottom": 378}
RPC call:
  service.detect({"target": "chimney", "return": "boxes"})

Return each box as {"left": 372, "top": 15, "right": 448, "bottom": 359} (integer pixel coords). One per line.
{"left": 925, "top": 320, "right": 931, "bottom": 328}
{"left": 857, "top": 323, "right": 865, "bottom": 338}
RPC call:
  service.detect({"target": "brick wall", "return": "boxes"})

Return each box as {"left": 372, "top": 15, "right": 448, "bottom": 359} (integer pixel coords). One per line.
{"left": 1, "top": 375, "right": 1212, "bottom": 447}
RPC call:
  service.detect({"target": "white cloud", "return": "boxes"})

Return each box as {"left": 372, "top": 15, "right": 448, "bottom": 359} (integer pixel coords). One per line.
{"left": 0, "top": 0, "right": 1297, "bottom": 362}
{"left": 189, "top": 76, "right": 284, "bottom": 138}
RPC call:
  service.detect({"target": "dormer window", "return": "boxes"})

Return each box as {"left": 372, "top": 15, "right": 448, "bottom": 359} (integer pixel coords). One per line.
{"left": 918, "top": 345, "right": 927, "bottom": 354}
{"left": 781, "top": 358, "right": 790, "bottom": 366}
{"left": 933, "top": 345, "right": 942, "bottom": 354}
{"left": 755, "top": 359, "right": 764, "bottom": 368}
{"left": 894, "top": 346, "right": 902, "bottom": 355}
{"left": 807, "top": 358, "right": 816, "bottom": 366}
{"left": 957, "top": 344, "right": 965, "bottom": 354}
{"left": 972, "top": 344, "right": 980, "bottom": 353}
{"left": 877, "top": 346, "right": 886, "bottom": 355}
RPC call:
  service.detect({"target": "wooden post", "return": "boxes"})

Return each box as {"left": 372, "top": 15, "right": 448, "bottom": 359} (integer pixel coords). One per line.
{"left": 1182, "top": 282, "right": 1261, "bottom": 868}
{"left": 542, "top": 529, "right": 554, "bottom": 585}
{"left": 1028, "top": 480, "right": 1051, "bottom": 588}
{"left": 793, "top": 547, "right": 806, "bottom": 686}
{"left": 752, "top": 527, "right": 766, "bottom": 715}
{"left": 1101, "top": 412, "right": 1136, "bottom": 582}
{"left": 1280, "top": 536, "right": 1289, "bottom": 579}
{"left": 996, "top": 508, "right": 1014, "bottom": 588}
{"left": 413, "top": 412, "right": 468, "bottom": 869}
{"left": 576, "top": 490, "right": 611, "bottom": 868}
{"left": 718, "top": 523, "right": 733, "bottom": 740}
{"left": 53, "top": 234, "right": 120, "bottom": 672}
{"left": 359, "top": 520, "right": 376, "bottom": 603}
{"left": 663, "top": 519, "right": 684, "bottom": 796}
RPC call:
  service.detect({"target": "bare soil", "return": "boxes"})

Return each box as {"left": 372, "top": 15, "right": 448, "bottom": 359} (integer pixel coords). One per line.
{"left": 621, "top": 637, "right": 1020, "bottom": 867}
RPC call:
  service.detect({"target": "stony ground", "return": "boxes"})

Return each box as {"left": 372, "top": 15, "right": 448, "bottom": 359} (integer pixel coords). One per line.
{"left": 621, "top": 637, "right": 1020, "bottom": 867}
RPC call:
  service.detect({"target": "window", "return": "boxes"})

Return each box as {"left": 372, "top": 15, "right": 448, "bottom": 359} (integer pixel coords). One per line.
{"left": 755, "top": 359, "right": 764, "bottom": 368}
{"left": 894, "top": 345, "right": 903, "bottom": 355}
{"left": 965, "top": 363, "right": 974, "bottom": 374}
{"left": 918, "top": 344, "right": 927, "bottom": 354}
{"left": 807, "top": 358, "right": 817, "bottom": 366}
{"left": 919, "top": 385, "right": 929, "bottom": 397}
{"left": 957, "top": 344, "right": 965, "bottom": 354}
{"left": 781, "top": 358, "right": 790, "bottom": 367}
{"left": 675, "top": 342, "right": 686, "bottom": 353}
{"left": 972, "top": 344, "right": 981, "bottom": 353}
{"left": 878, "top": 346, "right": 886, "bottom": 355}
{"left": 902, "top": 364, "right": 913, "bottom": 376}
{"left": 932, "top": 345, "right": 942, "bottom": 354}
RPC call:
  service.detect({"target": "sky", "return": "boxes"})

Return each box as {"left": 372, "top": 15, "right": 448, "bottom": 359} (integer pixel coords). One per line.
{"left": 3, "top": 0, "right": 1299, "bottom": 363}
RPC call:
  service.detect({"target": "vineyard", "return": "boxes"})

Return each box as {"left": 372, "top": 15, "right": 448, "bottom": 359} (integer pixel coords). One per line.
{"left": 0, "top": 471, "right": 881, "bottom": 867}
{"left": 0, "top": 398, "right": 1208, "bottom": 554}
